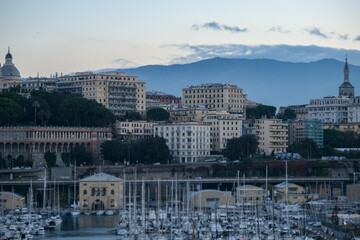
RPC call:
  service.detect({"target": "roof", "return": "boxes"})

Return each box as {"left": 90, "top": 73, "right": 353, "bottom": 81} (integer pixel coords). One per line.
{"left": 190, "top": 189, "right": 232, "bottom": 198}
{"left": 275, "top": 182, "right": 292, "bottom": 188}
{"left": 79, "top": 172, "right": 123, "bottom": 182}
{"left": 339, "top": 82, "right": 354, "bottom": 88}
{"left": 236, "top": 185, "right": 264, "bottom": 191}
{"left": 1, "top": 64, "right": 21, "bottom": 77}
{"left": 0, "top": 191, "right": 25, "bottom": 199}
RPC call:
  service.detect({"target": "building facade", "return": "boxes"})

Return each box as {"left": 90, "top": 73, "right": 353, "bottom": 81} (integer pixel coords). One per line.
{"left": 153, "top": 122, "right": 211, "bottom": 163}
{"left": 169, "top": 106, "right": 209, "bottom": 123}
{"left": 115, "top": 121, "right": 157, "bottom": 140}
{"left": 236, "top": 185, "right": 265, "bottom": 205}
{"left": 275, "top": 182, "right": 318, "bottom": 203}
{"left": 255, "top": 118, "right": 288, "bottom": 155}
{"left": 190, "top": 190, "right": 235, "bottom": 210}
{"left": 324, "top": 122, "right": 360, "bottom": 134}
{"left": 288, "top": 119, "right": 324, "bottom": 147}
{"left": 79, "top": 173, "right": 123, "bottom": 210}
{"left": 146, "top": 91, "right": 182, "bottom": 106}
{"left": 58, "top": 71, "right": 146, "bottom": 117}
{"left": 278, "top": 105, "right": 308, "bottom": 120}
{"left": 307, "top": 97, "right": 350, "bottom": 123}
{"left": 202, "top": 111, "right": 242, "bottom": 151}
{"left": 182, "top": 83, "right": 247, "bottom": 115}
{"left": 0, "top": 192, "right": 25, "bottom": 211}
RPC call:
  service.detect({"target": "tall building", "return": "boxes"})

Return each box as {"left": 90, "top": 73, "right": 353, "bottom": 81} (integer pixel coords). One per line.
{"left": 182, "top": 83, "right": 247, "bottom": 115}
{"left": 146, "top": 91, "right": 182, "bottom": 106}
{"left": 288, "top": 119, "right": 324, "bottom": 147}
{"left": 255, "top": 118, "right": 288, "bottom": 155}
{"left": 153, "top": 122, "right": 211, "bottom": 163}
{"left": 0, "top": 48, "right": 22, "bottom": 90}
{"left": 58, "top": 71, "right": 146, "bottom": 117}
{"left": 339, "top": 57, "right": 354, "bottom": 98}
{"left": 202, "top": 111, "right": 242, "bottom": 151}
{"left": 169, "top": 106, "right": 209, "bottom": 123}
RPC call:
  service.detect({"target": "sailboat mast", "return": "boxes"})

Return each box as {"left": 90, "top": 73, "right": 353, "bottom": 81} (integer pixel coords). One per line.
{"left": 43, "top": 168, "right": 47, "bottom": 210}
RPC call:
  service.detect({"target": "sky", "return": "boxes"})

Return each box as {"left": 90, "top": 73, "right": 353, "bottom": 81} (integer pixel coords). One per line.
{"left": 0, "top": 0, "right": 360, "bottom": 78}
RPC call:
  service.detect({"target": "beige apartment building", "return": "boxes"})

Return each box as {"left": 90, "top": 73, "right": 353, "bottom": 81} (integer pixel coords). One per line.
{"left": 255, "top": 118, "right": 288, "bottom": 155}
{"left": 275, "top": 182, "right": 318, "bottom": 203}
{"left": 182, "top": 83, "right": 247, "bottom": 115}
{"left": 202, "top": 111, "right": 242, "bottom": 151}
{"left": 0, "top": 192, "right": 25, "bottom": 211}
{"left": 115, "top": 121, "right": 157, "bottom": 140}
{"left": 58, "top": 71, "right": 146, "bottom": 117}
{"left": 79, "top": 173, "right": 123, "bottom": 210}
{"left": 169, "top": 106, "right": 209, "bottom": 122}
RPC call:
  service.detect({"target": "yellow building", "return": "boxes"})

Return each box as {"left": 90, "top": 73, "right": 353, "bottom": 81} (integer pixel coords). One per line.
{"left": 0, "top": 192, "right": 25, "bottom": 211}
{"left": 236, "top": 185, "right": 265, "bottom": 205}
{"left": 79, "top": 173, "right": 123, "bottom": 210}
{"left": 182, "top": 83, "right": 247, "bottom": 115}
{"left": 169, "top": 106, "right": 209, "bottom": 122}
{"left": 324, "top": 123, "right": 360, "bottom": 134}
{"left": 275, "top": 182, "right": 318, "bottom": 203}
{"left": 116, "top": 121, "right": 157, "bottom": 140}
{"left": 190, "top": 190, "right": 235, "bottom": 210}
{"left": 255, "top": 118, "right": 288, "bottom": 155}
{"left": 58, "top": 71, "right": 146, "bottom": 117}
{"left": 346, "top": 184, "right": 360, "bottom": 202}
{"left": 202, "top": 111, "right": 242, "bottom": 151}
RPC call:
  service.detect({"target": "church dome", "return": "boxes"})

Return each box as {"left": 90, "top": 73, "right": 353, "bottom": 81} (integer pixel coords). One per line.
{"left": 1, "top": 64, "right": 21, "bottom": 77}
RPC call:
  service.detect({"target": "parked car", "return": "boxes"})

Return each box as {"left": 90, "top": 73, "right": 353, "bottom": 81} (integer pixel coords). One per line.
{"left": 233, "top": 160, "right": 240, "bottom": 163}
{"left": 153, "top": 162, "right": 160, "bottom": 165}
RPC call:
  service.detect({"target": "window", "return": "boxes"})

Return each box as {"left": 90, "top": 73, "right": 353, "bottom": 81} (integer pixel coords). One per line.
{"left": 83, "top": 189, "right": 87, "bottom": 195}
{"left": 111, "top": 189, "right": 115, "bottom": 195}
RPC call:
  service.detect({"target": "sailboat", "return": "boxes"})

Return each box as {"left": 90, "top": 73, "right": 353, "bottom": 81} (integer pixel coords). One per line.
{"left": 70, "top": 160, "right": 80, "bottom": 216}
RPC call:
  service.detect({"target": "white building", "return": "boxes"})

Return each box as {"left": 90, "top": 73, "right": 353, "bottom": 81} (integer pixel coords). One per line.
{"left": 306, "top": 96, "right": 350, "bottom": 123}
{"left": 115, "top": 121, "right": 157, "bottom": 140}
{"left": 154, "top": 122, "right": 211, "bottom": 163}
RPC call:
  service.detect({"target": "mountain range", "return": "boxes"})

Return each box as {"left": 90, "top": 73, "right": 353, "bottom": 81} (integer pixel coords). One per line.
{"left": 97, "top": 57, "right": 360, "bottom": 109}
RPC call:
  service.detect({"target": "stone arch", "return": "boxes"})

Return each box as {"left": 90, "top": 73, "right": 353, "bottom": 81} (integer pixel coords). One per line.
{"left": 39, "top": 142, "right": 45, "bottom": 153}
{"left": 51, "top": 142, "right": 56, "bottom": 152}
{"left": 19, "top": 142, "right": 25, "bottom": 153}
{"left": 56, "top": 143, "right": 62, "bottom": 153}
{"left": 5, "top": 143, "right": 11, "bottom": 153}
{"left": 11, "top": 142, "right": 18, "bottom": 153}
{"left": 25, "top": 143, "right": 31, "bottom": 154}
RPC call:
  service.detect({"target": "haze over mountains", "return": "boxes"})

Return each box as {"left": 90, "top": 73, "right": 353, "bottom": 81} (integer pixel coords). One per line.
{"left": 98, "top": 58, "right": 360, "bottom": 109}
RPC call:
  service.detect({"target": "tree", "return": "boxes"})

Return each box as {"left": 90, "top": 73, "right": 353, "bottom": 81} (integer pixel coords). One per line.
{"left": 224, "top": 135, "right": 259, "bottom": 160}
{"left": 72, "top": 146, "right": 93, "bottom": 166}
{"left": 287, "top": 138, "right": 319, "bottom": 159}
{"left": 121, "top": 111, "right": 143, "bottom": 121}
{"left": 246, "top": 104, "right": 276, "bottom": 119}
{"left": 101, "top": 139, "right": 126, "bottom": 164}
{"left": 277, "top": 108, "right": 296, "bottom": 120}
{"left": 44, "top": 151, "right": 57, "bottom": 167}
{"left": 324, "top": 129, "right": 360, "bottom": 148}
{"left": 147, "top": 108, "right": 170, "bottom": 121}
{"left": 0, "top": 97, "right": 22, "bottom": 125}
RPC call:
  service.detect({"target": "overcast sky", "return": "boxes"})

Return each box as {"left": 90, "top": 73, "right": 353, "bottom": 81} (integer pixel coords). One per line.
{"left": 0, "top": 0, "right": 359, "bottom": 77}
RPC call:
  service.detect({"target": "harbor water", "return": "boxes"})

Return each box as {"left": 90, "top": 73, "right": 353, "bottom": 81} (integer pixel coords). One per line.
{"left": 34, "top": 215, "right": 119, "bottom": 240}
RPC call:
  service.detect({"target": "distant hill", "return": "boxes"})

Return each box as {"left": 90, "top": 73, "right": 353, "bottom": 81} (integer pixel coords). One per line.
{"left": 97, "top": 57, "right": 360, "bottom": 109}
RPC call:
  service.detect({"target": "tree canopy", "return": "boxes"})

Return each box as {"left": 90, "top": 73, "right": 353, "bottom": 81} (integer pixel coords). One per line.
{"left": 224, "top": 134, "right": 259, "bottom": 160}
{"left": 246, "top": 104, "right": 276, "bottom": 119}
{"left": 277, "top": 108, "right": 296, "bottom": 120}
{"left": 101, "top": 136, "right": 170, "bottom": 165}
{"left": 0, "top": 90, "right": 116, "bottom": 127}
{"left": 147, "top": 108, "right": 170, "bottom": 121}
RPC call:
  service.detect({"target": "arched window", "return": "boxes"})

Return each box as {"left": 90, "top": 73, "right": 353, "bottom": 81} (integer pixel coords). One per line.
{"left": 83, "top": 189, "right": 87, "bottom": 195}
{"left": 102, "top": 188, "right": 107, "bottom": 196}
{"left": 91, "top": 188, "right": 96, "bottom": 196}
{"left": 97, "top": 188, "right": 100, "bottom": 196}
{"left": 111, "top": 189, "right": 115, "bottom": 195}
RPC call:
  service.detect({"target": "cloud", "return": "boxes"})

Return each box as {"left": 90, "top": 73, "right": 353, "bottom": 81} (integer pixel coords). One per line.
{"left": 304, "top": 27, "right": 328, "bottom": 38}
{"left": 192, "top": 21, "right": 247, "bottom": 33}
{"left": 164, "top": 44, "right": 360, "bottom": 66}
{"left": 355, "top": 35, "right": 360, "bottom": 41}
{"left": 113, "top": 58, "right": 138, "bottom": 68}
{"left": 338, "top": 34, "right": 349, "bottom": 40}
{"left": 267, "top": 26, "right": 290, "bottom": 34}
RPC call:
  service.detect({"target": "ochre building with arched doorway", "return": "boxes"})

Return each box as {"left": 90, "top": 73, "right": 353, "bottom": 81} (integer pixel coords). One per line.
{"left": 79, "top": 173, "right": 123, "bottom": 210}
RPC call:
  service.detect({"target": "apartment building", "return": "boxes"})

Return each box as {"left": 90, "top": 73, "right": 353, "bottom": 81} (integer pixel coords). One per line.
{"left": 115, "top": 121, "right": 157, "bottom": 140}
{"left": 58, "top": 71, "right": 146, "bottom": 117}
{"left": 236, "top": 185, "right": 265, "bottom": 205}
{"left": 202, "top": 111, "right": 242, "bottom": 151}
{"left": 169, "top": 106, "right": 209, "bottom": 123}
{"left": 153, "top": 122, "right": 211, "bottom": 163}
{"left": 288, "top": 119, "right": 324, "bottom": 147}
{"left": 255, "top": 118, "right": 288, "bottom": 155}
{"left": 182, "top": 83, "right": 247, "bottom": 115}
